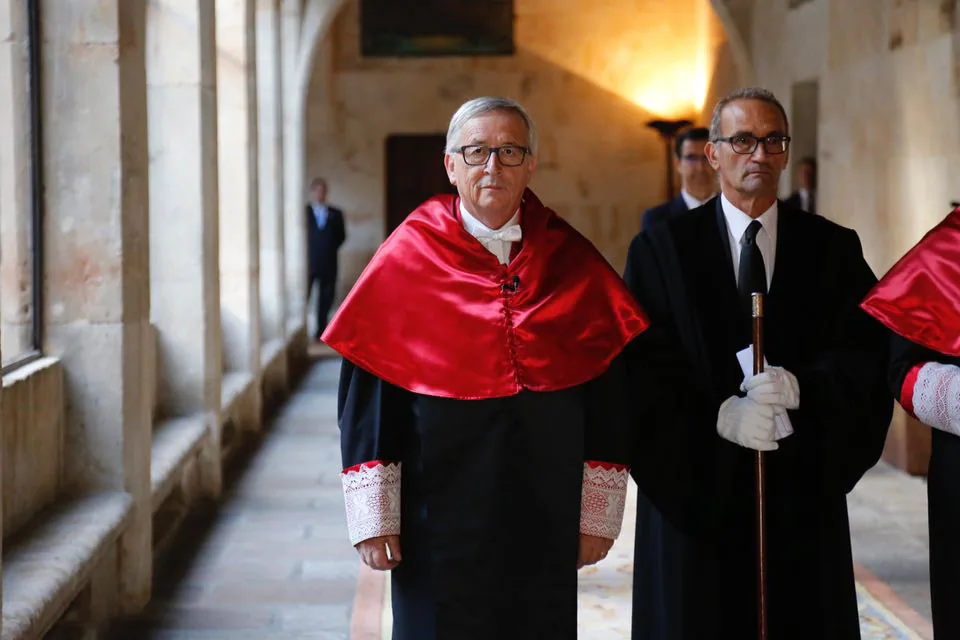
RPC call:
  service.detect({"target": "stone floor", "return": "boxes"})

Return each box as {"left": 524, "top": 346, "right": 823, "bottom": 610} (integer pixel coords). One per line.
{"left": 109, "top": 357, "right": 354, "bottom": 640}
{"left": 849, "top": 460, "right": 932, "bottom": 624}
{"left": 109, "top": 357, "right": 935, "bottom": 639}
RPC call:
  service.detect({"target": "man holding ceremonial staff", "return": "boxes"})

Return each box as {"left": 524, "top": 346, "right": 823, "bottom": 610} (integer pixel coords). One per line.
{"left": 623, "top": 87, "right": 893, "bottom": 639}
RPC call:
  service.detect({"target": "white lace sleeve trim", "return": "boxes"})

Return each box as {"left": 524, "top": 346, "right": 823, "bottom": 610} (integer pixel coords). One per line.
{"left": 580, "top": 462, "right": 629, "bottom": 540}
{"left": 341, "top": 461, "right": 402, "bottom": 545}
{"left": 913, "top": 362, "right": 960, "bottom": 437}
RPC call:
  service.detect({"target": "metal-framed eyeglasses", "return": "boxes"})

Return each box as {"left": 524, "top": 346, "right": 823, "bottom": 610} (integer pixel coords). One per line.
{"left": 713, "top": 134, "right": 791, "bottom": 155}
{"left": 456, "top": 145, "right": 530, "bottom": 167}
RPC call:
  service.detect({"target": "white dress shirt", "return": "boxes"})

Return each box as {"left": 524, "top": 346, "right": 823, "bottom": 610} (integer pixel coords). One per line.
{"left": 720, "top": 193, "right": 777, "bottom": 290}
{"left": 797, "top": 188, "right": 818, "bottom": 214}
{"left": 311, "top": 202, "right": 329, "bottom": 229}
{"left": 460, "top": 202, "right": 521, "bottom": 266}
{"left": 680, "top": 189, "right": 716, "bottom": 211}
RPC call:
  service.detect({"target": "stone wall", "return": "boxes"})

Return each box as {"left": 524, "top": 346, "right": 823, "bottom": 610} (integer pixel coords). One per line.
{"left": 0, "top": 0, "right": 33, "bottom": 367}
{"left": 305, "top": 0, "right": 743, "bottom": 293}
{"left": 745, "top": 0, "right": 960, "bottom": 473}
{"left": 748, "top": 0, "right": 960, "bottom": 274}
{"left": 0, "top": 0, "right": 313, "bottom": 635}
{"left": 2, "top": 359, "right": 62, "bottom": 540}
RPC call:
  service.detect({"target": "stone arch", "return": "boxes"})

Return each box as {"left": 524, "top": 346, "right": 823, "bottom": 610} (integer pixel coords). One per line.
{"left": 293, "top": 0, "right": 756, "bottom": 122}
{"left": 294, "top": 0, "right": 346, "bottom": 122}
{"left": 292, "top": 0, "right": 759, "bottom": 297}
{"left": 708, "top": 0, "right": 756, "bottom": 86}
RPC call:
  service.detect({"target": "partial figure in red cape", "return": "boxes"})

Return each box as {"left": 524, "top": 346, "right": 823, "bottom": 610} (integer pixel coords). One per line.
{"left": 321, "top": 96, "right": 649, "bottom": 640}
{"left": 861, "top": 207, "right": 960, "bottom": 639}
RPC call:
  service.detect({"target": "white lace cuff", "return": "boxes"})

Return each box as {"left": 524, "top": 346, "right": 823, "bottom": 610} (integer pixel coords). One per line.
{"left": 580, "top": 461, "right": 629, "bottom": 540}
{"left": 341, "top": 461, "right": 402, "bottom": 545}
{"left": 913, "top": 363, "right": 960, "bottom": 436}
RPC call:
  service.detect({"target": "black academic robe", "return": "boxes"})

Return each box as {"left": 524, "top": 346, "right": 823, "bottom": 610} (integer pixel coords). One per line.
{"left": 641, "top": 196, "right": 688, "bottom": 232}
{"left": 889, "top": 336, "right": 960, "bottom": 638}
{"left": 623, "top": 199, "right": 893, "bottom": 639}
{"left": 338, "top": 356, "right": 630, "bottom": 640}
{"left": 784, "top": 190, "right": 817, "bottom": 215}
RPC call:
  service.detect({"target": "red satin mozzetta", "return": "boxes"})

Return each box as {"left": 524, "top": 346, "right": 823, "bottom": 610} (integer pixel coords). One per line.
{"left": 322, "top": 189, "right": 650, "bottom": 399}
{"left": 860, "top": 208, "right": 960, "bottom": 358}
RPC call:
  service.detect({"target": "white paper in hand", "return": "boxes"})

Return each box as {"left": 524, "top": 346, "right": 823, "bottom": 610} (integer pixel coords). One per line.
{"left": 736, "top": 345, "right": 794, "bottom": 440}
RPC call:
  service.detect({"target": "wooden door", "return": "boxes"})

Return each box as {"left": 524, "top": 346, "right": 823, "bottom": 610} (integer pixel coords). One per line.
{"left": 385, "top": 134, "right": 457, "bottom": 234}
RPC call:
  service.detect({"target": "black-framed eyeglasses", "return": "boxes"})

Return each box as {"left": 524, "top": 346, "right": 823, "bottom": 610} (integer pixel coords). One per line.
{"left": 713, "top": 134, "right": 791, "bottom": 155}
{"left": 457, "top": 144, "right": 530, "bottom": 167}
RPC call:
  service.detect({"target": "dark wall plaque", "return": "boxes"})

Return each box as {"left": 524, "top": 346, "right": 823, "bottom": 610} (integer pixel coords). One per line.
{"left": 360, "top": 0, "right": 514, "bottom": 57}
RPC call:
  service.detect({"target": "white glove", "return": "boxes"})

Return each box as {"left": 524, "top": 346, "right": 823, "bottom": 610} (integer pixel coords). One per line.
{"left": 741, "top": 366, "right": 799, "bottom": 410}
{"left": 717, "top": 396, "right": 778, "bottom": 451}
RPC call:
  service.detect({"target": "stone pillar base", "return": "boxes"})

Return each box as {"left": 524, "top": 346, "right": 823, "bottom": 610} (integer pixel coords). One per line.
{"left": 882, "top": 406, "right": 931, "bottom": 476}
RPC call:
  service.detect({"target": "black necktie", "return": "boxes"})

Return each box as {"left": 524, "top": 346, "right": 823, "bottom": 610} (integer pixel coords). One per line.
{"left": 738, "top": 220, "right": 767, "bottom": 305}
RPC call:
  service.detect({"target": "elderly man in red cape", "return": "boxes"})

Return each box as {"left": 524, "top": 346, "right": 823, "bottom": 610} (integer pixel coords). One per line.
{"left": 861, "top": 207, "right": 960, "bottom": 638}
{"left": 321, "top": 96, "right": 649, "bottom": 639}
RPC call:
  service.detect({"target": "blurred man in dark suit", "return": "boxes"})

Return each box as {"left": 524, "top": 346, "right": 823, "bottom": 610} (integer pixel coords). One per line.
{"left": 306, "top": 177, "right": 346, "bottom": 339}
{"left": 784, "top": 157, "right": 817, "bottom": 214}
{"left": 641, "top": 127, "right": 717, "bottom": 231}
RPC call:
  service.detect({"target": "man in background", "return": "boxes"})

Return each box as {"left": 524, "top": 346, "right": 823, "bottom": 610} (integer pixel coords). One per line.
{"left": 641, "top": 127, "right": 717, "bottom": 231}
{"left": 784, "top": 156, "right": 818, "bottom": 214}
{"left": 306, "top": 177, "right": 346, "bottom": 340}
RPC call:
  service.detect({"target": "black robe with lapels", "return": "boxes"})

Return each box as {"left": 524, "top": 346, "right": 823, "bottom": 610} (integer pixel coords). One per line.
{"left": 623, "top": 198, "right": 893, "bottom": 639}
{"left": 338, "top": 357, "right": 630, "bottom": 639}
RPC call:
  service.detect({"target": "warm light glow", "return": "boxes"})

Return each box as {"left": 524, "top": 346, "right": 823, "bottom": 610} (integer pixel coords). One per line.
{"left": 631, "top": 65, "right": 712, "bottom": 119}
{"left": 519, "top": 0, "right": 725, "bottom": 120}
{"left": 621, "top": 0, "right": 722, "bottom": 117}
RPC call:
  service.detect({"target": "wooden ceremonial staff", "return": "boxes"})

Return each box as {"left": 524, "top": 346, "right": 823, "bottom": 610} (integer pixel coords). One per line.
{"left": 752, "top": 292, "right": 768, "bottom": 640}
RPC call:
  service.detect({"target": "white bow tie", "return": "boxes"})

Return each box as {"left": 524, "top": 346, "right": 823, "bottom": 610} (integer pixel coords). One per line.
{"left": 476, "top": 225, "right": 522, "bottom": 243}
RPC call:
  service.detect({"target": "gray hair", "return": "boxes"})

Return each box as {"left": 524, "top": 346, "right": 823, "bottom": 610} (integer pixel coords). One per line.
{"left": 445, "top": 97, "right": 539, "bottom": 156}
{"left": 708, "top": 87, "right": 789, "bottom": 140}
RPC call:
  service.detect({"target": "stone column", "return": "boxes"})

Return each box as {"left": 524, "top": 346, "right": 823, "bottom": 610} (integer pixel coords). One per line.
{"left": 146, "top": 1, "right": 223, "bottom": 493}
{"left": 0, "top": 5, "right": 14, "bottom": 616}
{"left": 218, "top": 0, "right": 262, "bottom": 381}
{"left": 256, "top": 0, "right": 286, "bottom": 345}
{"left": 42, "top": 0, "right": 152, "bottom": 613}
{"left": 0, "top": 0, "right": 32, "bottom": 365}
{"left": 282, "top": 0, "right": 306, "bottom": 330}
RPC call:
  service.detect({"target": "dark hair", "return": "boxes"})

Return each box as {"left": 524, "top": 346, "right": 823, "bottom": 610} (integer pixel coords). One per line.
{"left": 798, "top": 156, "right": 817, "bottom": 170}
{"left": 709, "top": 87, "right": 789, "bottom": 140}
{"left": 674, "top": 127, "right": 710, "bottom": 159}
{"left": 310, "top": 177, "right": 327, "bottom": 190}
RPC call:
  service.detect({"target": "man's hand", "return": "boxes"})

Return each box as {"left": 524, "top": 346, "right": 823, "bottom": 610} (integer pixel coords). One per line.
{"left": 717, "top": 396, "right": 778, "bottom": 451}
{"left": 356, "top": 535, "right": 402, "bottom": 571}
{"left": 741, "top": 366, "right": 800, "bottom": 410}
{"left": 578, "top": 534, "right": 613, "bottom": 569}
